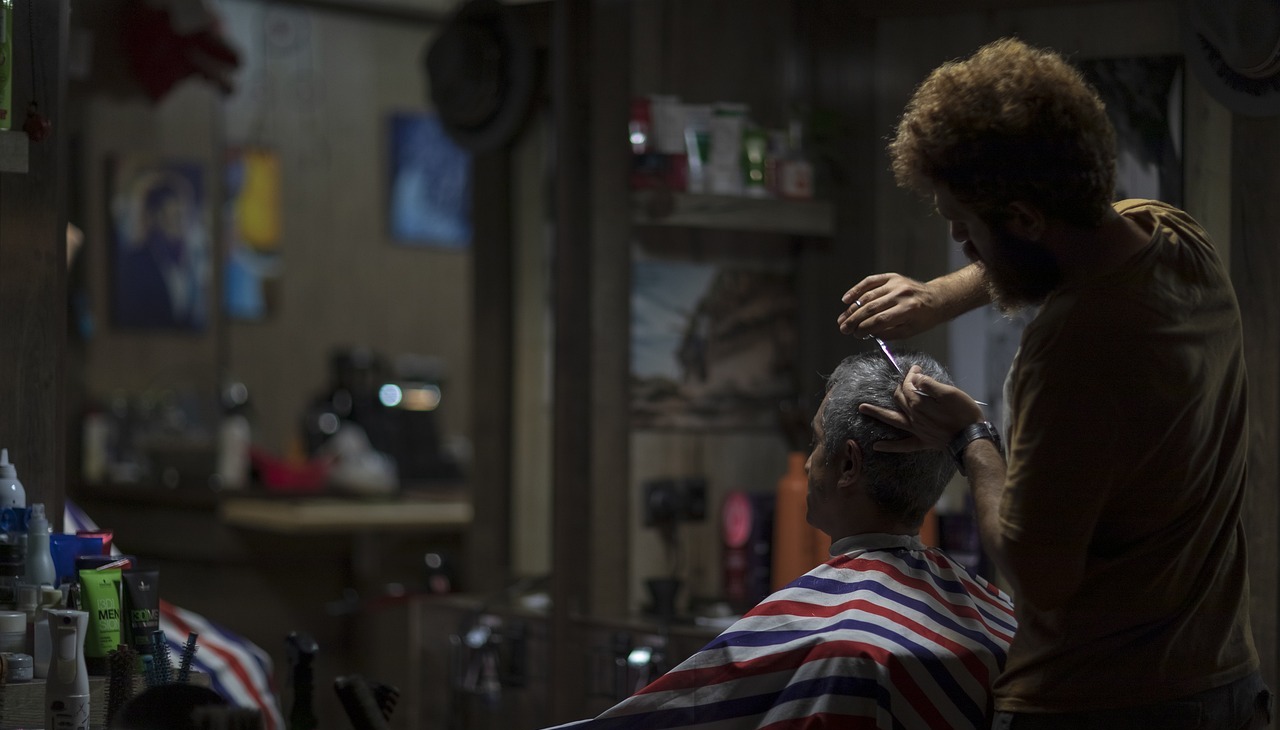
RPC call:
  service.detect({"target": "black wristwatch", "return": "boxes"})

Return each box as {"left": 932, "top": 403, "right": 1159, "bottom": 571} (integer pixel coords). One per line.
{"left": 948, "top": 421, "right": 1004, "bottom": 476}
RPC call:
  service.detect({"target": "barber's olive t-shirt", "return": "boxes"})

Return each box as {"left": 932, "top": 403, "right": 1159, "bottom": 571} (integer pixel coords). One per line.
{"left": 994, "top": 200, "right": 1257, "bottom": 712}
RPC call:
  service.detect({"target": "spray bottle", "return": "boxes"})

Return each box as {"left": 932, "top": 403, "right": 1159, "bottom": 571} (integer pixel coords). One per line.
{"left": 45, "top": 609, "right": 89, "bottom": 730}
{"left": 25, "top": 503, "right": 55, "bottom": 588}
{"left": 0, "top": 449, "right": 25, "bottom": 509}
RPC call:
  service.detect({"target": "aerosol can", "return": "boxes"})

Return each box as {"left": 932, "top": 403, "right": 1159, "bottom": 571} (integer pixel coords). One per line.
{"left": 45, "top": 609, "right": 89, "bottom": 730}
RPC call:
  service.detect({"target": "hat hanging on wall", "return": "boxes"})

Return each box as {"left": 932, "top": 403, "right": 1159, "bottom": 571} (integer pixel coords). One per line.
{"left": 425, "top": 0, "right": 536, "bottom": 153}
{"left": 1183, "top": 0, "right": 1280, "bottom": 116}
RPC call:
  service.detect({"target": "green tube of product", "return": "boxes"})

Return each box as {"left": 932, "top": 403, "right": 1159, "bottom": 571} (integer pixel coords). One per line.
{"left": 78, "top": 567, "right": 122, "bottom": 674}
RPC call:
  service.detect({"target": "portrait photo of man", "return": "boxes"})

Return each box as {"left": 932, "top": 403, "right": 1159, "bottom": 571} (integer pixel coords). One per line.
{"left": 109, "top": 158, "right": 210, "bottom": 331}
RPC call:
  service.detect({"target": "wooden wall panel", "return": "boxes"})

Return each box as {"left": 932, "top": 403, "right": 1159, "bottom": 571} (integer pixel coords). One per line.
{"left": 1230, "top": 115, "right": 1280, "bottom": 687}
{"left": 71, "top": 1, "right": 473, "bottom": 461}
{"left": 222, "top": 6, "right": 474, "bottom": 458}
{"left": 0, "top": 0, "right": 69, "bottom": 520}
{"left": 465, "top": 146, "right": 514, "bottom": 596}
{"left": 631, "top": 0, "right": 796, "bottom": 128}
{"left": 588, "top": 0, "right": 634, "bottom": 620}
{"left": 510, "top": 111, "right": 554, "bottom": 579}
{"left": 549, "top": 0, "right": 594, "bottom": 721}
{"left": 796, "top": 0, "right": 878, "bottom": 408}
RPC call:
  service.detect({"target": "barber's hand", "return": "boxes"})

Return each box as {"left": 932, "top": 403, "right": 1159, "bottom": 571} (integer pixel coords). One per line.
{"left": 838, "top": 273, "right": 949, "bottom": 339}
{"left": 858, "top": 366, "right": 986, "bottom": 452}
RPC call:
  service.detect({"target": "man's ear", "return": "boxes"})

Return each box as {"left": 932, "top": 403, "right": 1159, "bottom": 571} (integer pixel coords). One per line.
{"left": 1006, "top": 201, "right": 1046, "bottom": 241}
{"left": 837, "top": 439, "right": 863, "bottom": 490}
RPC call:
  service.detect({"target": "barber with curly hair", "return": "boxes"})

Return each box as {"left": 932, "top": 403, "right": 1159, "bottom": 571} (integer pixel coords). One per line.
{"left": 846, "top": 37, "right": 1271, "bottom": 729}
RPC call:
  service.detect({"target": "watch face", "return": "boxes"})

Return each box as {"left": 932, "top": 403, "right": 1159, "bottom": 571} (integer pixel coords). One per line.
{"left": 722, "top": 492, "right": 752, "bottom": 548}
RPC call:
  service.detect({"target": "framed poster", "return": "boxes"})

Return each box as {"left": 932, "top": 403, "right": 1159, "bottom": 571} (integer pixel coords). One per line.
{"left": 632, "top": 258, "right": 798, "bottom": 430}
{"left": 108, "top": 157, "right": 210, "bottom": 331}
{"left": 224, "top": 147, "right": 282, "bottom": 321}
{"left": 388, "top": 112, "right": 472, "bottom": 248}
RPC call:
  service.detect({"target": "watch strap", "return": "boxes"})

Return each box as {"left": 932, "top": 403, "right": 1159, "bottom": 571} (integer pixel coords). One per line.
{"left": 948, "top": 421, "right": 1003, "bottom": 476}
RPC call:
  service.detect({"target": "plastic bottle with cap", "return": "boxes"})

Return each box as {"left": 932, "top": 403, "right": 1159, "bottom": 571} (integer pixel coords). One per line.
{"left": 0, "top": 610, "right": 25, "bottom": 654}
{"left": 44, "top": 609, "right": 89, "bottom": 730}
{"left": 0, "top": 450, "right": 25, "bottom": 510}
{"left": 24, "top": 504, "right": 55, "bottom": 588}
{"left": 2, "top": 651, "right": 33, "bottom": 682}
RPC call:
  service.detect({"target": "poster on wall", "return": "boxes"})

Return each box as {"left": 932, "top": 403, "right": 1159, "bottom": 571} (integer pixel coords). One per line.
{"left": 631, "top": 257, "right": 798, "bottom": 430}
{"left": 224, "top": 147, "right": 283, "bottom": 321}
{"left": 108, "top": 157, "right": 211, "bottom": 331}
{"left": 388, "top": 112, "right": 472, "bottom": 248}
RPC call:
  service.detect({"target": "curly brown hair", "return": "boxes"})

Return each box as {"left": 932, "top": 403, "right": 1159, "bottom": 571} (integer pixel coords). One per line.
{"left": 889, "top": 37, "right": 1117, "bottom": 227}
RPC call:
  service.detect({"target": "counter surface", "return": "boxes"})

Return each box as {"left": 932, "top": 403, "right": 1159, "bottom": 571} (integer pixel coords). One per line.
{"left": 219, "top": 493, "right": 473, "bottom": 534}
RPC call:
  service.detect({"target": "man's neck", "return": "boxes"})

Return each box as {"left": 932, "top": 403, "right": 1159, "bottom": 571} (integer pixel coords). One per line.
{"left": 828, "top": 532, "right": 924, "bottom": 555}
{"left": 828, "top": 520, "right": 919, "bottom": 543}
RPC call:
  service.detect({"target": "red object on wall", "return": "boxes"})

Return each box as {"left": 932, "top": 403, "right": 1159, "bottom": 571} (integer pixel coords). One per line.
{"left": 121, "top": 0, "right": 240, "bottom": 102}
{"left": 22, "top": 103, "right": 50, "bottom": 142}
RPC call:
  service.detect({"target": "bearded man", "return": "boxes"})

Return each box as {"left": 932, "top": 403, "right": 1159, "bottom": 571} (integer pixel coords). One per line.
{"left": 840, "top": 37, "right": 1269, "bottom": 728}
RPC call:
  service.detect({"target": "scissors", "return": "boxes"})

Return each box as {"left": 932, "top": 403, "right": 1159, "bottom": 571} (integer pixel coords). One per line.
{"left": 871, "top": 335, "right": 988, "bottom": 407}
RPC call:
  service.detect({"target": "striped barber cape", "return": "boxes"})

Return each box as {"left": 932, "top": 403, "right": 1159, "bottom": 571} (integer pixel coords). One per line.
{"left": 562, "top": 533, "right": 1015, "bottom": 730}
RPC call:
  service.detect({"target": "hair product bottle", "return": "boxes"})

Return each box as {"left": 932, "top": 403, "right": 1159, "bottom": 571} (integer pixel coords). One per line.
{"left": 45, "top": 609, "right": 90, "bottom": 730}
{"left": 25, "top": 503, "right": 55, "bottom": 587}
{"left": 0, "top": 449, "right": 26, "bottom": 509}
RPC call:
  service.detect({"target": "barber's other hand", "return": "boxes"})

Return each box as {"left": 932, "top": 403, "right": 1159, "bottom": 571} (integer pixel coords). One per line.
{"left": 838, "top": 273, "right": 948, "bottom": 339}
{"left": 858, "top": 366, "right": 986, "bottom": 453}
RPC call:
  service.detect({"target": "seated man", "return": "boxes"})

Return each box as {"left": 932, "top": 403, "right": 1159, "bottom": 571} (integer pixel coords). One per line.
{"left": 563, "top": 351, "right": 1015, "bottom": 729}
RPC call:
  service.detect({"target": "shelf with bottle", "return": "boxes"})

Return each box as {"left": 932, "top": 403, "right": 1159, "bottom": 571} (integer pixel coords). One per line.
{"left": 628, "top": 96, "right": 832, "bottom": 237}
{"left": 631, "top": 189, "right": 833, "bottom": 237}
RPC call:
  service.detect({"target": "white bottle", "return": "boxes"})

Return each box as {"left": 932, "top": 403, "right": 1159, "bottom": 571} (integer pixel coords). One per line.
{"left": 216, "top": 414, "right": 251, "bottom": 489}
{"left": 0, "top": 449, "right": 25, "bottom": 509}
{"left": 24, "top": 504, "right": 55, "bottom": 587}
{"left": 33, "top": 608, "right": 49, "bottom": 679}
{"left": 44, "top": 609, "right": 89, "bottom": 730}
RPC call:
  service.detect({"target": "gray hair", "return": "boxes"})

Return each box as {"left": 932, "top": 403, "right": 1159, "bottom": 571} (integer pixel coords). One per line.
{"left": 821, "top": 351, "right": 958, "bottom": 526}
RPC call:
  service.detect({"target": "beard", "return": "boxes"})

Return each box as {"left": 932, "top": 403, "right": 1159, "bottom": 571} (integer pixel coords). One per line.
{"left": 971, "top": 227, "right": 1063, "bottom": 313}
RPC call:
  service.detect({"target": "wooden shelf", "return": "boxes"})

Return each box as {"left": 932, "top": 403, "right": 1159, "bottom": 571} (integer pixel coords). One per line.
{"left": 219, "top": 494, "right": 473, "bottom": 534}
{"left": 631, "top": 191, "right": 834, "bottom": 237}
{"left": 0, "top": 130, "right": 28, "bottom": 174}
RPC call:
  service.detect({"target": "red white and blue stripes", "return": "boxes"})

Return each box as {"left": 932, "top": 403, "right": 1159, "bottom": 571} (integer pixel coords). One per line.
{"left": 570, "top": 536, "right": 1015, "bottom": 730}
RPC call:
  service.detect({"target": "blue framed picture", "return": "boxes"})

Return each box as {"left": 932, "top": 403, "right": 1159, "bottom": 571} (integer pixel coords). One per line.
{"left": 388, "top": 112, "right": 473, "bottom": 248}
